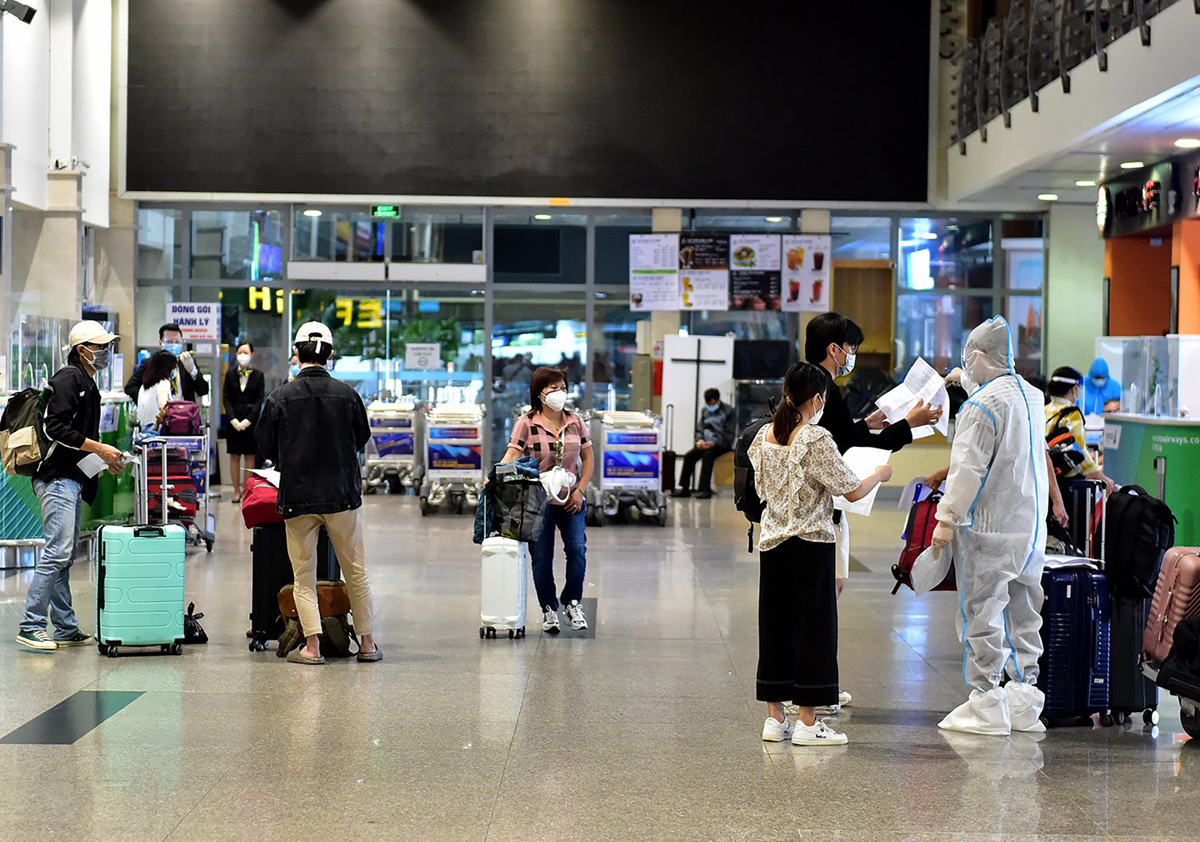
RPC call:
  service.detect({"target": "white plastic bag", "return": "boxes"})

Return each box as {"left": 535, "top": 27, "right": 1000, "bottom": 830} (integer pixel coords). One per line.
{"left": 539, "top": 466, "right": 577, "bottom": 505}
{"left": 911, "top": 544, "right": 953, "bottom": 596}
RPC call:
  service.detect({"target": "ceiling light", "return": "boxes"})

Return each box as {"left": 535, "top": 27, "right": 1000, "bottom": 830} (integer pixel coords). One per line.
{"left": 1120, "top": 161, "right": 1144, "bottom": 169}
{"left": 917, "top": 232, "right": 939, "bottom": 240}
{"left": 1175, "top": 139, "right": 1200, "bottom": 149}
{"left": 302, "top": 209, "right": 322, "bottom": 218}
{"left": 533, "top": 214, "right": 553, "bottom": 221}
{"left": 946, "top": 224, "right": 959, "bottom": 232}
{"left": 1038, "top": 193, "right": 1059, "bottom": 201}
{"left": 764, "top": 216, "right": 784, "bottom": 223}
{"left": 1075, "top": 180, "right": 1097, "bottom": 187}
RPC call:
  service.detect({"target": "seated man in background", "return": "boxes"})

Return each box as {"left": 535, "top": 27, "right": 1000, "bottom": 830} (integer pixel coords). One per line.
{"left": 673, "top": 388, "right": 736, "bottom": 499}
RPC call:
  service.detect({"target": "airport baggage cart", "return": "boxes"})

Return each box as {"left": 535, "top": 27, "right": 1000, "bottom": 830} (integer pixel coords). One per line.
{"left": 363, "top": 399, "right": 424, "bottom": 495}
{"left": 419, "top": 403, "right": 485, "bottom": 516}
{"left": 586, "top": 410, "right": 667, "bottom": 527}
{"left": 134, "top": 434, "right": 215, "bottom": 552}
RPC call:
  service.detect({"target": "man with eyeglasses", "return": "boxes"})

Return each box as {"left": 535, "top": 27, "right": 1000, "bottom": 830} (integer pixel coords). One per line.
{"left": 17, "top": 322, "right": 128, "bottom": 651}
{"left": 123, "top": 322, "right": 210, "bottom": 404}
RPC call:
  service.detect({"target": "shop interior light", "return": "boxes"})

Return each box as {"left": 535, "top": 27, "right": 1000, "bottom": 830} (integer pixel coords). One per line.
{"left": 1075, "top": 180, "right": 1097, "bottom": 187}
{"left": 302, "top": 209, "right": 323, "bottom": 218}
{"left": 1120, "top": 161, "right": 1144, "bottom": 169}
{"left": 764, "top": 216, "right": 784, "bottom": 223}
{"left": 1038, "top": 193, "right": 1059, "bottom": 201}
{"left": 533, "top": 214, "right": 553, "bottom": 221}
{"left": 916, "top": 232, "right": 939, "bottom": 240}
{"left": 1175, "top": 138, "right": 1200, "bottom": 149}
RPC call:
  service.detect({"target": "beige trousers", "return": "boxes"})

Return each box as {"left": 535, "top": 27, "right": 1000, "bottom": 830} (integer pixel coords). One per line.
{"left": 285, "top": 508, "right": 374, "bottom": 638}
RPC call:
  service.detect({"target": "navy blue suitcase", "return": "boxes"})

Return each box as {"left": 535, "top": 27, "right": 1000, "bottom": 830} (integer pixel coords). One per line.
{"left": 1037, "top": 566, "right": 1111, "bottom": 724}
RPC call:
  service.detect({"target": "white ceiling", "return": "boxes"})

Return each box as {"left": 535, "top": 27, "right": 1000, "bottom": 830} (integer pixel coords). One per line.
{"left": 968, "top": 85, "right": 1200, "bottom": 205}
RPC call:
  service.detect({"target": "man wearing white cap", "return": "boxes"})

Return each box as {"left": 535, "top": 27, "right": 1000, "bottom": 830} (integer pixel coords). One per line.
{"left": 17, "top": 321, "right": 127, "bottom": 650}
{"left": 256, "top": 322, "right": 380, "bottom": 664}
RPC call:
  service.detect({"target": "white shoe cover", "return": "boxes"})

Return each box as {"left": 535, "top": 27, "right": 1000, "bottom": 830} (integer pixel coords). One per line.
{"left": 938, "top": 688, "right": 1012, "bottom": 736}
{"left": 1003, "top": 682, "right": 1046, "bottom": 733}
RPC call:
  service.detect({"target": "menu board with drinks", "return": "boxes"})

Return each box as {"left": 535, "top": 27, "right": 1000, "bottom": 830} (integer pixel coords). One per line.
{"left": 782, "top": 234, "right": 832, "bottom": 313}
{"left": 678, "top": 234, "right": 730, "bottom": 311}
{"left": 729, "top": 234, "right": 782, "bottom": 311}
{"left": 629, "top": 234, "right": 681, "bottom": 311}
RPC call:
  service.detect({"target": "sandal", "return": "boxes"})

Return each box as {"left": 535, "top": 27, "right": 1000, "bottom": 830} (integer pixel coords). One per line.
{"left": 231, "top": 497, "right": 242, "bottom": 504}
{"left": 357, "top": 646, "right": 383, "bottom": 663}
{"left": 286, "top": 647, "right": 325, "bottom": 665}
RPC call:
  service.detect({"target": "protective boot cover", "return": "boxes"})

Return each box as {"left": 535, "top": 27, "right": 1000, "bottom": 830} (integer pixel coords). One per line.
{"left": 938, "top": 688, "right": 1012, "bottom": 736}
{"left": 1003, "top": 681, "right": 1047, "bottom": 733}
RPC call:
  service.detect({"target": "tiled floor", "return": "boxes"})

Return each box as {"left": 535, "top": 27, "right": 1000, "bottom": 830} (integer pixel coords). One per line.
{"left": 1, "top": 490, "right": 1197, "bottom": 841}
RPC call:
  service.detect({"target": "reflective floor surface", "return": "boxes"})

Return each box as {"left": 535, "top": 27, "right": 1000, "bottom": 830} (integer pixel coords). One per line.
{"left": 0, "top": 491, "right": 1197, "bottom": 841}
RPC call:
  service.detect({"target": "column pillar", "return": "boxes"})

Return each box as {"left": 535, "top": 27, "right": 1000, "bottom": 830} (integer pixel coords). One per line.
{"left": 11, "top": 170, "right": 84, "bottom": 321}
{"left": 0, "top": 144, "right": 13, "bottom": 390}
{"left": 94, "top": 197, "right": 139, "bottom": 382}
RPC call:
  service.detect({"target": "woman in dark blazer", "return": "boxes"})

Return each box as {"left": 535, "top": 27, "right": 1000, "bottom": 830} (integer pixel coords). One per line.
{"left": 223, "top": 340, "right": 266, "bottom": 502}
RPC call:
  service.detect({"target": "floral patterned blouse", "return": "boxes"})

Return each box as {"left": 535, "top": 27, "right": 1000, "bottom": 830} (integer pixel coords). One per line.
{"left": 747, "top": 423, "right": 861, "bottom": 550}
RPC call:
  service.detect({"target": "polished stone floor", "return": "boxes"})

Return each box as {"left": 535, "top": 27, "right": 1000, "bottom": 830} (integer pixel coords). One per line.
{"left": 0, "top": 490, "right": 1197, "bottom": 842}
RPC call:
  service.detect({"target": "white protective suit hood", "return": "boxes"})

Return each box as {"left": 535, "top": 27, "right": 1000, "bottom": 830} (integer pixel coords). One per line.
{"left": 962, "top": 316, "right": 1014, "bottom": 392}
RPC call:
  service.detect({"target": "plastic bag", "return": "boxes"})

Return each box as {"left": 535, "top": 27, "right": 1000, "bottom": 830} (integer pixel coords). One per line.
{"left": 911, "top": 545, "right": 954, "bottom": 596}
{"left": 184, "top": 602, "right": 208, "bottom": 644}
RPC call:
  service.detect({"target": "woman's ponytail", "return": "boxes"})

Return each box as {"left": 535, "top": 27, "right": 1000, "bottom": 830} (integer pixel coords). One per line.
{"left": 771, "top": 362, "right": 828, "bottom": 444}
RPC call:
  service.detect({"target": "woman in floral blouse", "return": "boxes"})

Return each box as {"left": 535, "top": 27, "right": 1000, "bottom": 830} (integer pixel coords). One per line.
{"left": 748, "top": 362, "right": 892, "bottom": 747}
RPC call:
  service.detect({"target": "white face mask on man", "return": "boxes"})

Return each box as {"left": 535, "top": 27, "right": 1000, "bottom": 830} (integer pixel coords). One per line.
{"left": 543, "top": 389, "right": 568, "bottom": 413}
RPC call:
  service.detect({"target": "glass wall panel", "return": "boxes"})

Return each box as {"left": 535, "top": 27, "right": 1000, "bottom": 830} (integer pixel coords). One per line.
{"left": 898, "top": 218, "right": 993, "bottom": 290}
{"left": 593, "top": 294, "right": 641, "bottom": 411}
{"left": 688, "top": 309, "right": 792, "bottom": 342}
{"left": 137, "top": 208, "right": 185, "bottom": 278}
{"left": 191, "top": 210, "right": 284, "bottom": 280}
{"left": 493, "top": 213, "right": 587, "bottom": 284}
{"left": 1005, "top": 295, "right": 1044, "bottom": 377}
{"left": 391, "top": 212, "right": 483, "bottom": 264}
{"left": 832, "top": 216, "right": 891, "bottom": 260}
{"left": 894, "top": 294, "right": 994, "bottom": 376}
{"left": 291, "top": 209, "right": 385, "bottom": 262}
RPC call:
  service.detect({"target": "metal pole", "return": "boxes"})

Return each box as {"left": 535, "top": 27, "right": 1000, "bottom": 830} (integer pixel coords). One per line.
{"left": 585, "top": 213, "right": 596, "bottom": 411}
{"left": 483, "top": 207, "right": 495, "bottom": 469}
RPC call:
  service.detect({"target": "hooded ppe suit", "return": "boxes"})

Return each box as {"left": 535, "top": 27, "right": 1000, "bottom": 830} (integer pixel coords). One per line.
{"left": 936, "top": 317, "right": 1048, "bottom": 735}
{"left": 1082, "top": 358, "right": 1121, "bottom": 416}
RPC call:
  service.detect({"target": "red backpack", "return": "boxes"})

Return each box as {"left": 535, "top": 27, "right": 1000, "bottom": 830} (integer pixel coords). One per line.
{"left": 891, "top": 491, "right": 955, "bottom": 594}
{"left": 160, "top": 401, "right": 201, "bottom": 435}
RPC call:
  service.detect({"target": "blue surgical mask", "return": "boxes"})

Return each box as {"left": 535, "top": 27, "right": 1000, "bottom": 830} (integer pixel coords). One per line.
{"left": 705, "top": 403, "right": 720, "bottom": 413}
{"left": 163, "top": 342, "right": 184, "bottom": 356}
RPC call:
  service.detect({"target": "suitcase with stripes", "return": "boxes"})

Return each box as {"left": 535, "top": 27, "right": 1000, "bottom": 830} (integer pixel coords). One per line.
{"left": 1037, "top": 565, "right": 1111, "bottom": 724}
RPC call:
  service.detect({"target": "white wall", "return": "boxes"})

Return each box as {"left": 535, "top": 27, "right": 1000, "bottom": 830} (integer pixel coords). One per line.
{"left": 1046, "top": 204, "right": 1106, "bottom": 373}
{"left": 72, "top": 0, "right": 112, "bottom": 228}
{"left": 1, "top": 0, "right": 51, "bottom": 210}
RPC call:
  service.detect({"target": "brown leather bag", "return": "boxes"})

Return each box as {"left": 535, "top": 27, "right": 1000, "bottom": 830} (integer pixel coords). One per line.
{"left": 1143, "top": 548, "right": 1200, "bottom": 664}
{"left": 278, "top": 580, "right": 351, "bottom": 620}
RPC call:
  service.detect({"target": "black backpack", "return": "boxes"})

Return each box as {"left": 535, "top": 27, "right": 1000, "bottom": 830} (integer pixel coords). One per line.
{"left": 0, "top": 387, "right": 53, "bottom": 477}
{"left": 1101, "top": 485, "right": 1176, "bottom": 599}
{"left": 733, "top": 401, "right": 776, "bottom": 552}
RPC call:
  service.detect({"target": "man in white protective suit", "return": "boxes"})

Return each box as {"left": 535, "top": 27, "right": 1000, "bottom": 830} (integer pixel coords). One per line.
{"left": 931, "top": 316, "right": 1049, "bottom": 736}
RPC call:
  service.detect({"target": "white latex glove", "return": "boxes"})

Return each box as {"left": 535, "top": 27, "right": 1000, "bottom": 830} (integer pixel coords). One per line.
{"left": 931, "top": 521, "right": 954, "bottom": 559}
{"left": 179, "top": 351, "right": 198, "bottom": 375}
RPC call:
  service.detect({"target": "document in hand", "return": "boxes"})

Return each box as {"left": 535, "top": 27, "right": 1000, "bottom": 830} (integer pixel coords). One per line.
{"left": 874, "top": 357, "right": 950, "bottom": 439}
{"left": 833, "top": 447, "right": 892, "bottom": 517}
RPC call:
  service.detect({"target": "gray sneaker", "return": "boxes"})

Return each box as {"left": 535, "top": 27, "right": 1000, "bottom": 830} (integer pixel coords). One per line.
{"left": 16, "top": 630, "right": 58, "bottom": 651}
{"left": 564, "top": 600, "right": 588, "bottom": 631}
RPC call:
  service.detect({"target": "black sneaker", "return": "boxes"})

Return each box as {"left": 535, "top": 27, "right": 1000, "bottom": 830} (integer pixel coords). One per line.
{"left": 694, "top": 490, "right": 714, "bottom": 499}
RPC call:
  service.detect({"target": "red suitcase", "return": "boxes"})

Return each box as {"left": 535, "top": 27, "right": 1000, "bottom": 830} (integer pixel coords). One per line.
{"left": 1143, "top": 548, "right": 1200, "bottom": 665}
{"left": 241, "top": 474, "right": 283, "bottom": 529}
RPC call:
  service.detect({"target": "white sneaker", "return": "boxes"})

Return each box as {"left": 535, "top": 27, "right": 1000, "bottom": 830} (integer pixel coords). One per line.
{"left": 761, "top": 716, "right": 795, "bottom": 742}
{"left": 791, "top": 719, "right": 849, "bottom": 746}
{"left": 563, "top": 600, "right": 588, "bottom": 631}
{"left": 805, "top": 691, "right": 854, "bottom": 717}
{"left": 838, "top": 690, "right": 853, "bottom": 707}
{"left": 541, "top": 606, "right": 561, "bottom": 634}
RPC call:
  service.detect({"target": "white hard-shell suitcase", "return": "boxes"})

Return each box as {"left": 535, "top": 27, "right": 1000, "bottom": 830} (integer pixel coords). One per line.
{"left": 480, "top": 536, "right": 527, "bottom": 639}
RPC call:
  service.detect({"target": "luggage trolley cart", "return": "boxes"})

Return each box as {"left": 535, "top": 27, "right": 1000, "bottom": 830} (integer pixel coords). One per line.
{"left": 419, "top": 403, "right": 486, "bottom": 516}
{"left": 363, "top": 398, "right": 425, "bottom": 495}
{"left": 586, "top": 410, "right": 668, "bottom": 527}
{"left": 134, "top": 434, "right": 215, "bottom": 552}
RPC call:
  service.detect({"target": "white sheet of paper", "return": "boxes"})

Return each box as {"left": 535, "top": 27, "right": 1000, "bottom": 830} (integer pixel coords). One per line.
{"left": 77, "top": 452, "right": 108, "bottom": 478}
{"left": 875, "top": 357, "right": 950, "bottom": 438}
{"left": 897, "top": 477, "right": 937, "bottom": 510}
{"left": 833, "top": 447, "right": 892, "bottom": 517}
{"left": 248, "top": 468, "right": 281, "bottom": 487}
{"left": 1043, "top": 554, "right": 1098, "bottom": 571}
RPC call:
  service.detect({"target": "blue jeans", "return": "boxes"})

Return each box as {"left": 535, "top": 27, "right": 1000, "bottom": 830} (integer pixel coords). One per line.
{"left": 20, "top": 478, "right": 84, "bottom": 637}
{"left": 529, "top": 504, "right": 586, "bottom": 610}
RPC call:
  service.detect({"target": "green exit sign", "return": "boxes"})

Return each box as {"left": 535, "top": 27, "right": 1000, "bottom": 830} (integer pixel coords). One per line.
{"left": 372, "top": 205, "right": 401, "bottom": 218}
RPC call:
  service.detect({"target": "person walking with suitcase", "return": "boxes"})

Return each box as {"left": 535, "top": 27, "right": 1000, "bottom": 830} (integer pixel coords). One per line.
{"left": 500, "top": 366, "right": 594, "bottom": 634}
{"left": 256, "top": 322, "right": 379, "bottom": 665}
{"left": 16, "top": 321, "right": 127, "bottom": 650}
{"left": 750, "top": 363, "right": 891, "bottom": 746}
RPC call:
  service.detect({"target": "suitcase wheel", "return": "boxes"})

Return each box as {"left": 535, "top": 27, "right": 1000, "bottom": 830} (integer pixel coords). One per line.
{"left": 205, "top": 539, "right": 214, "bottom": 553}
{"left": 97, "top": 643, "right": 109, "bottom": 657}
{"left": 508, "top": 629, "right": 515, "bottom": 639}
{"left": 1099, "top": 712, "right": 1115, "bottom": 727}
{"left": 1144, "top": 708, "right": 1160, "bottom": 726}
{"left": 249, "top": 640, "right": 269, "bottom": 652}
{"left": 171, "top": 643, "right": 183, "bottom": 656}
{"left": 517, "top": 627, "right": 526, "bottom": 639}
{"left": 107, "top": 646, "right": 119, "bottom": 659}
{"left": 479, "top": 627, "right": 486, "bottom": 639}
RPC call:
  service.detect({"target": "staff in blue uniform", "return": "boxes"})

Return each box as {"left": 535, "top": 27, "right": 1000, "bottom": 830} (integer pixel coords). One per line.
{"left": 1082, "top": 358, "right": 1121, "bottom": 415}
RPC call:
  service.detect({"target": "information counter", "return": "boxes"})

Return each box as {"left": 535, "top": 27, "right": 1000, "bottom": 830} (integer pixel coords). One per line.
{"left": 1102, "top": 413, "right": 1200, "bottom": 546}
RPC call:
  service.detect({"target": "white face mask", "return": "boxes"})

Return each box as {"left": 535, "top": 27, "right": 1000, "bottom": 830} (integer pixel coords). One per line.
{"left": 237, "top": 353, "right": 251, "bottom": 367}
{"left": 543, "top": 389, "right": 568, "bottom": 412}
{"left": 833, "top": 345, "right": 856, "bottom": 378}
{"left": 807, "top": 395, "right": 826, "bottom": 426}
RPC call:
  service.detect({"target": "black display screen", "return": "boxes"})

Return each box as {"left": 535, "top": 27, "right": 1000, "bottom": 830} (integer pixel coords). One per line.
{"left": 733, "top": 340, "right": 792, "bottom": 381}
{"left": 126, "top": 1, "right": 930, "bottom": 202}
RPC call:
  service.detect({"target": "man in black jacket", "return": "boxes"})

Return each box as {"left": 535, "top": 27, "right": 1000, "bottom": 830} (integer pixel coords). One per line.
{"left": 674, "top": 388, "right": 737, "bottom": 499}
{"left": 123, "top": 323, "right": 210, "bottom": 403}
{"left": 17, "top": 322, "right": 127, "bottom": 651}
{"left": 256, "top": 322, "right": 379, "bottom": 665}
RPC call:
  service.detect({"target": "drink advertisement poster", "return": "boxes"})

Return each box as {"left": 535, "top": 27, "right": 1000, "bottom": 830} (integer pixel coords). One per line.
{"left": 729, "top": 234, "right": 782, "bottom": 311}
{"left": 629, "top": 234, "right": 680, "bottom": 311}
{"left": 782, "top": 235, "right": 832, "bottom": 313}
{"left": 678, "top": 234, "right": 730, "bottom": 311}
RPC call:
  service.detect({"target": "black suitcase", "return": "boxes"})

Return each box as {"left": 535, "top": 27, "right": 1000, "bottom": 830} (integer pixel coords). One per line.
{"left": 661, "top": 450, "right": 677, "bottom": 493}
{"left": 248, "top": 524, "right": 340, "bottom": 651}
{"left": 1107, "top": 594, "right": 1159, "bottom": 726}
{"left": 1037, "top": 565, "right": 1111, "bottom": 725}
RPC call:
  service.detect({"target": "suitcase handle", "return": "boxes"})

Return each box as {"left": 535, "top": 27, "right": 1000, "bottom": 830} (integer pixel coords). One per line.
{"left": 134, "top": 526, "right": 166, "bottom": 537}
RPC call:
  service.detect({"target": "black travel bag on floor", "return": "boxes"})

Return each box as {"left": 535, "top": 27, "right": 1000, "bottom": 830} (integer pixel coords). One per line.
{"left": 1107, "top": 594, "right": 1158, "bottom": 725}
{"left": 248, "top": 524, "right": 340, "bottom": 650}
{"left": 1102, "top": 485, "right": 1176, "bottom": 598}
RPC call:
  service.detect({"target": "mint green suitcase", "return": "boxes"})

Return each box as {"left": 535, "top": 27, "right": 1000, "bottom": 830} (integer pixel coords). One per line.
{"left": 96, "top": 524, "right": 186, "bottom": 657}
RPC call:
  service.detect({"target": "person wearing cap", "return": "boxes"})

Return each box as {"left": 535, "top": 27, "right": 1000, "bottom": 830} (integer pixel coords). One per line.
{"left": 1045, "top": 366, "right": 1115, "bottom": 495}
{"left": 255, "top": 322, "right": 379, "bottom": 665}
{"left": 123, "top": 322, "right": 210, "bottom": 404}
{"left": 17, "top": 322, "right": 127, "bottom": 651}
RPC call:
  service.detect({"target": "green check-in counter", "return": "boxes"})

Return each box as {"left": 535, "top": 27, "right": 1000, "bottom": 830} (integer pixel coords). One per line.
{"left": 1102, "top": 414, "right": 1200, "bottom": 546}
